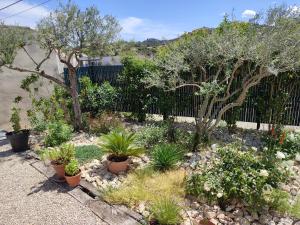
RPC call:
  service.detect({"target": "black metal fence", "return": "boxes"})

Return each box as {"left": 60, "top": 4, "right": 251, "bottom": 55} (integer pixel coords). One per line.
{"left": 64, "top": 66, "right": 300, "bottom": 126}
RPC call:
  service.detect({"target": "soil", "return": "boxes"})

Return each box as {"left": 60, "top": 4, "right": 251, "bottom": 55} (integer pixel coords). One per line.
{"left": 108, "top": 155, "right": 128, "bottom": 162}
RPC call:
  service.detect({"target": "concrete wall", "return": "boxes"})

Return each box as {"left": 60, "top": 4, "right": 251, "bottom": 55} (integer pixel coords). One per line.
{"left": 0, "top": 44, "right": 61, "bottom": 131}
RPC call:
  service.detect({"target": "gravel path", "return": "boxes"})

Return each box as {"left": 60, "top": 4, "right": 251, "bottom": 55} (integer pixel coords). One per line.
{"left": 0, "top": 143, "right": 106, "bottom": 225}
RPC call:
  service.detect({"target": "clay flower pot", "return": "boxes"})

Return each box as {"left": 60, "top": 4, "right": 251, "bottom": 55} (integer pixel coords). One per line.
{"left": 51, "top": 162, "right": 65, "bottom": 178}
{"left": 107, "top": 155, "right": 129, "bottom": 174}
{"left": 65, "top": 171, "right": 81, "bottom": 187}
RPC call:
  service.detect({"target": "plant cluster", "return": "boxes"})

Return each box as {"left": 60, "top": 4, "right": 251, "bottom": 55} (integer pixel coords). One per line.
{"left": 41, "top": 143, "right": 75, "bottom": 165}
{"left": 10, "top": 96, "right": 23, "bottom": 132}
{"left": 79, "top": 77, "right": 118, "bottom": 117}
{"left": 44, "top": 121, "right": 73, "bottom": 147}
{"left": 151, "top": 143, "right": 185, "bottom": 171}
{"left": 186, "top": 144, "right": 289, "bottom": 208}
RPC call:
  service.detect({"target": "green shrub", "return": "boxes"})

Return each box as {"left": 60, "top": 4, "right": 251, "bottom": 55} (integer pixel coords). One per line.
{"left": 151, "top": 143, "right": 184, "bottom": 171}
{"left": 89, "top": 112, "right": 123, "bottom": 135}
{"left": 150, "top": 198, "right": 182, "bottom": 225}
{"left": 65, "top": 159, "right": 80, "bottom": 176}
{"left": 135, "top": 124, "right": 168, "bottom": 148}
{"left": 44, "top": 121, "right": 73, "bottom": 147}
{"left": 75, "top": 145, "right": 103, "bottom": 164}
{"left": 41, "top": 143, "right": 75, "bottom": 165}
{"left": 80, "top": 77, "right": 118, "bottom": 117}
{"left": 10, "top": 106, "right": 21, "bottom": 132}
{"left": 100, "top": 129, "right": 144, "bottom": 158}
{"left": 186, "top": 144, "right": 289, "bottom": 208}
{"left": 119, "top": 55, "right": 156, "bottom": 122}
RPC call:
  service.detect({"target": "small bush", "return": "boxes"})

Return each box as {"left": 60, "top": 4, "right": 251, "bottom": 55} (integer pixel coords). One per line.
{"left": 44, "top": 121, "right": 73, "bottom": 147}
{"left": 151, "top": 144, "right": 184, "bottom": 171}
{"left": 75, "top": 145, "right": 103, "bottom": 164}
{"left": 89, "top": 112, "right": 123, "bottom": 135}
{"left": 65, "top": 159, "right": 80, "bottom": 176}
{"left": 150, "top": 198, "right": 182, "bottom": 225}
{"left": 103, "top": 169, "right": 185, "bottom": 207}
{"left": 135, "top": 124, "right": 168, "bottom": 148}
{"left": 80, "top": 77, "right": 118, "bottom": 117}
{"left": 186, "top": 144, "right": 289, "bottom": 208}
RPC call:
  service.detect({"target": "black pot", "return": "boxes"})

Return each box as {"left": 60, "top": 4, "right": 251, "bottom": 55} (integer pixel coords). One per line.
{"left": 6, "top": 129, "right": 30, "bottom": 152}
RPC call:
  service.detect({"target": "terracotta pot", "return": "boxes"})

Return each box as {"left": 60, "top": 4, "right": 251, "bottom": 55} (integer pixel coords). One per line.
{"left": 107, "top": 155, "right": 129, "bottom": 174}
{"left": 51, "top": 162, "right": 65, "bottom": 178}
{"left": 65, "top": 171, "right": 81, "bottom": 187}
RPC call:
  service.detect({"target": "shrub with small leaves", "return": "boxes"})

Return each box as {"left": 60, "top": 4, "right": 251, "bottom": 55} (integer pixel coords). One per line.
{"left": 151, "top": 143, "right": 184, "bottom": 171}
{"left": 186, "top": 144, "right": 289, "bottom": 208}
{"left": 65, "top": 159, "right": 80, "bottom": 176}
{"left": 89, "top": 112, "right": 123, "bottom": 135}
{"left": 150, "top": 198, "right": 182, "bottom": 225}
{"left": 44, "top": 121, "right": 73, "bottom": 147}
{"left": 135, "top": 124, "right": 168, "bottom": 148}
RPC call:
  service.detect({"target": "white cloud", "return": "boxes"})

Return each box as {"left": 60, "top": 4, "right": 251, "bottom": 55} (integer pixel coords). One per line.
{"left": 0, "top": 0, "right": 50, "bottom": 28}
{"left": 242, "top": 9, "right": 257, "bottom": 18}
{"left": 120, "top": 16, "right": 183, "bottom": 41}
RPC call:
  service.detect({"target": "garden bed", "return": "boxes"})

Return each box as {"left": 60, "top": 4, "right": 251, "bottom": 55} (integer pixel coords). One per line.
{"left": 29, "top": 118, "right": 300, "bottom": 225}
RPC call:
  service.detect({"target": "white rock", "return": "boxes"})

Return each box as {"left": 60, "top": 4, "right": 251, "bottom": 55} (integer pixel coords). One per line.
{"left": 204, "top": 211, "right": 216, "bottom": 219}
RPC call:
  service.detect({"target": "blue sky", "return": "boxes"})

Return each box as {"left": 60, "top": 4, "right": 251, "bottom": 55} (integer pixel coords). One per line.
{"left": 0, "top": 0, "right": 299, "bottom": 40}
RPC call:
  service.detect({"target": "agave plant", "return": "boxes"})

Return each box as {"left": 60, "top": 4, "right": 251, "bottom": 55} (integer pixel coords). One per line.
{"left": 99, "top": 129, "right": 144, "bottom": 158}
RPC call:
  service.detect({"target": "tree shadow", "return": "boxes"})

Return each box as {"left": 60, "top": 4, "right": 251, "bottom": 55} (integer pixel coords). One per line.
{"left": 28, "top": 177, "right": 72, "bottom": 196}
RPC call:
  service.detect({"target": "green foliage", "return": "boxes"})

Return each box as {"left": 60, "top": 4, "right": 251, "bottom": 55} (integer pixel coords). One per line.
{"left": 10, "top": 106, "right": 21, "bottom": 132}
{"left": 26, "top": 86, "right": 72, "bottom": 132}
{"left": 135, "top": 124, "right": 168, "bottom": 148}
{"left": 89, "top": 111, "right": 123, "bottom": 135}
{"left": 65, "top": 159, "right": 80, "bottom": 176}
{"left": 79, "top": 77, "right": 118, "bottom": 117}
{"left": 150, "top": 198, "right": 182, "bottom": 225}
{"left": 186, "top": 144, "right": 289, "bottom": 208}
{"left": 75, "top": 145, "right": 103, "bottom": 164}
{"left": 44, "top": 121, "right": 73, "bottom": 147}
{"left": 151, "top": 143, "right": 184, "bottom": 171}
{"left": 99, "top": 129, "right": 144, "bottom": 157}
{"left": 41, "top": 143, "right": 75, "bottom": 165}
{"left": 263, "top": 131, "right": 300, "bottom": 160}
{"left": 119, "top": 55, "right": 156, "bottom": 122}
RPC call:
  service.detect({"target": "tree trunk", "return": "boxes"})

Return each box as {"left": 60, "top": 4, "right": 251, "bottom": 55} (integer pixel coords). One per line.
{"left": 193, "top": 120, "right": 210, "bottom": 151}
{"left": 69, "top": 68, "right": 83, "bottom": 130}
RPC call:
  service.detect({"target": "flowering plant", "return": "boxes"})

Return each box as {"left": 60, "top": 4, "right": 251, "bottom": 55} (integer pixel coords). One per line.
{"left": 186, "top": 143, "right": 289, "bottom": 208}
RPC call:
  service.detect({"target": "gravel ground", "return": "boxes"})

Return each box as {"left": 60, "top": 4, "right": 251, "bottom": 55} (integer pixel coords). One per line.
{"left": 0, "top": 143, "right": 106, "bottom": 225}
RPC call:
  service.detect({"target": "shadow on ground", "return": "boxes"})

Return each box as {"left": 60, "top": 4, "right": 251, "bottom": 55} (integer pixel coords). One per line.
{"left": 28, "top": 178, "right": 71, "bottom": 196}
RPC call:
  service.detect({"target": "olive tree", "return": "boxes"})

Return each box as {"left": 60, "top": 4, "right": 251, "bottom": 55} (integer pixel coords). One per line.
{"left": 145, "top": 7, "right": 300, "bottom": 149}
{"left": 0, "top": 1, "right": 120, "bottom": 130}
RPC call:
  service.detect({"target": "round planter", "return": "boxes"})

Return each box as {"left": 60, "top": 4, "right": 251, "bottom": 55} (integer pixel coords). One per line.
{"left": 51, "top": 162, "right": 65, "bottom": 178}
{"left": 107, "top": 155, "right": 129, "bottom": 174}
{"left": 65, "top": 171, "right": 81, "bottom": 187}
{"left": 6, "top": 129, "right": 30, "bottom": 152}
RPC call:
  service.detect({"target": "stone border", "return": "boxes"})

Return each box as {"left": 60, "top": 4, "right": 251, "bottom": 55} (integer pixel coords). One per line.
{"left": 25, "top": 151, "right": 145, "bottom": 225}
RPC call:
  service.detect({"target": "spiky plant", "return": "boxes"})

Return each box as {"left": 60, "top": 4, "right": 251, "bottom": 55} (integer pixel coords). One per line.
{"left": 151, "top": 143, "right": 184, "bottom": 171}
{"left": 99, "top": 130, "right": 144, "bottom": 158}
{"left": 150, "top": 198, "right": 182, "bottom": 225}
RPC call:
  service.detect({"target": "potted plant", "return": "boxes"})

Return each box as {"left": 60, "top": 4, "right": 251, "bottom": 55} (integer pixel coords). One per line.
{"left": 41, "top": 143, "right": 75, "bottom": 178}
{"left": 99, "top": 129, "right": 144, "bottom": 174}
{"left": 6, "top": 97, "right": 30, "bottom": 152}
{"left": 65, "top": 159, "right": 81, "bottom": 187}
